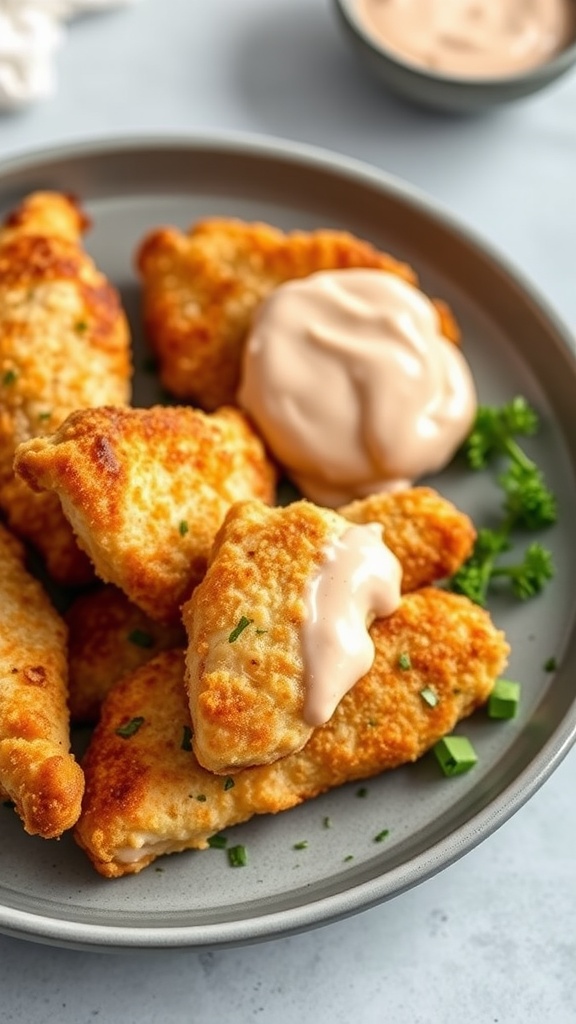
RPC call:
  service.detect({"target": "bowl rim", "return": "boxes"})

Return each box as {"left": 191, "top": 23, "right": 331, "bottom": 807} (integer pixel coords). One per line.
{"left": 334, "top": 0, "right": 576, "bottom": 89}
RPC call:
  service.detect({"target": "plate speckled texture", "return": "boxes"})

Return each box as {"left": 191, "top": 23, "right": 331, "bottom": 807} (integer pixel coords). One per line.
{"left": 1, "top": 135, "right": 575, "bottom": 952}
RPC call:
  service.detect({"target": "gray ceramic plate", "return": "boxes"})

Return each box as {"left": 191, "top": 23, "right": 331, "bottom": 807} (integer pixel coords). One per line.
{"left": 1, "top": 135, "right": 575, "bottom": 952}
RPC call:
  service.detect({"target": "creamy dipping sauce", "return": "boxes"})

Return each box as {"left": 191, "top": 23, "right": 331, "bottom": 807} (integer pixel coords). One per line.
{"left": 238, "top": 268, "right": 476, "bottom": 507}
{"left": 301, "top": 522, "right": 402, "bottom": 726}
{"left": 357, "top": 0, "right": 575, "bottom": 78}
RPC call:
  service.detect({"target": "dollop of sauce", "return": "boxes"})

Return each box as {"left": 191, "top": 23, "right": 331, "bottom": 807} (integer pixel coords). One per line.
{"left": 357, "top": 0, "right": 575, "bottom": 78}
{"left": 238, "top": 268, "right": 477, "bottom": 507}
{"left": 302, "top": 522, "right": 402, "bottom": 727}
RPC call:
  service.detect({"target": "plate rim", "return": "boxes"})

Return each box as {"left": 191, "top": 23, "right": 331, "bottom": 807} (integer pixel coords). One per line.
{"left": 1, "top": 130, "right": 576, "bottom": 951}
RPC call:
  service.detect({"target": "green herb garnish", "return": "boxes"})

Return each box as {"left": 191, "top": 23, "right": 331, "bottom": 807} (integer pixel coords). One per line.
{"left": 356, "top": 787, "right": 368, "bottom": 798}
{"left": 420, "top": 686, "right": 439, "bottom": 708}
{"left": 487, "top": 679, "right": 521, "bottom": 720}
{"left": 38, "top": 410, "right": 52, "bottom": 422}
{"left": 374, "top": 830, "right": 390, "bottom": 843}
{"left": 343, "top": 855, "right": 354, "bottom": 862}
{"left": 223, "top": 776, "right": 235, "bottom": 791}
{"left": 115, "top": 716, "right": 145, "bottom": 739}
{"left": 181, "top": 725, "right": 193, "bottom": 751}
{"left": 228, "top": 844, "right": 248, "bottom": 868}
{"left": 433, "top": 736, "right": 478, "bottom": 777}
{"left": 544, "top": 656, "right": 558, "bottom": 672}
{"left": 127, "top": 628, "right": 154, "bottom": 649}
{"left": 228, "top": 616, "right": 253, "bottom": 643}
{"left": 449, "top": 398, "right": 556, "bottom": 606}
{"left": 323, "top": 816, "right": 332, "bottom": 829}
{"left": 2, "top": 369, "right": 17, "bottom": 386}
{"left": 179, "top": 520, "right": 189, "bottom": 536}
{"left": 293, "top": 840, "right": 308, "bottom": 850}
{"left": 398, "top": 652, "right": 411, "bottom": 670}
{"left": 74, "top": 320, "right": 88, "bottom": 333}
{"left": 208, "top": 834, "right": 228, "bottom": 849}
{"left": 195, "top": 794, "right": 207, "bottom": 802}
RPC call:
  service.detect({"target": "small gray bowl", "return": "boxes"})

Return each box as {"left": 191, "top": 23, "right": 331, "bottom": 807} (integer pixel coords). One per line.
{"left": 333, "top": 0, "right": 576, "bottom": 113}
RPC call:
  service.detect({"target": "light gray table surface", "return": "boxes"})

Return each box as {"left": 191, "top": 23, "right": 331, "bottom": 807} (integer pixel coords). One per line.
{"left": 1, "top": 1, "right": 575, "bottom": 1021}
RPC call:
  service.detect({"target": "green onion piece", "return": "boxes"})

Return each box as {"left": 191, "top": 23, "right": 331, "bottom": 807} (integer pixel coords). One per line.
{"left": 293, "top": 840, "right": 308, "bottom": 850}
{"left": 127, "top": 629, "right": 154, "bottom": 649}
{"left": 223, "top": 776, "right": 235, "bottom": 791}
{"left": 398, "top": 652, "right": 411, "bottom": 670}
{"left": 228, "top": 616, "right": 253, "bottom": 643}
{"left": 179, "top": 520, "right": 189, "bottom": 536}
{"left": 488, "top": 679, "right": 521, "bottom": 720}
{"left": 2, "top": 369, "right": 17, "bottom": 386}
{"left": 255, "top": 628, "right": 268, "bottom": 635}
{"left": 115, "top": 716, "right": 145, "bottom": 739}
{"left": 207, "top": 834, "right": 228, "bottom": 849}
{"left": 323, "top": 816, "right": 332, "bottom": 829}
{"left": 433, "top": 736, "right": 478, "bottom": 776}
{"left": 228, "top": 844, "right": 248, "bottom": 867}
{"left": 420, "top": 686, "right": 439, "bottom": 708}
{"left": 181, "top": 725, "right": 193, "bottom": 751}
{"left": 356, "top": 786, "right": 368, "bottom": 798}
{"left": 343, "top": 855, "right": 354, "bottom": 862}
{"left": 543, "top": 657, "right": 557, "bottom": 672}
{"left": 374, "top": 829, "right": 390, "bottom": 843}
{"left": 38, "top": 410, "right": 52, "bottom": 422}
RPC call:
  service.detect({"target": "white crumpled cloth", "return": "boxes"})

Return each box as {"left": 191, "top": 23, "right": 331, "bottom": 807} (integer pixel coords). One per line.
{"left": 0, "top": 0, "right": 139, "bottom": 111}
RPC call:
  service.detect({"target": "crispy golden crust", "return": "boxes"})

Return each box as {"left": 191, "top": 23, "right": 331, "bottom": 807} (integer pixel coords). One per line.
{"left": 339, "top": 486, "right": 476, "bottom": 593}
{"left": 0, "top": 191, "right": 132, "bottom": 584}
{"left": 136, "top": 218, "right": 460, "bottom": 411}
{"left": 15, "top": 404, "right": 277, "bottom": 622}
{"left": 75, "top": 590, "right": 508, "bottom": 877}
{"left": 184, "top": 488, "right": 475, "bottom": 774}
{"left": 66, "top": 585, "right": 185, "bottom": 724}
{"left": 0, "top": 522, "right": 84, "bottom": 837}
{"left": 184, "top": 500, "right": 350, "bottom": 773}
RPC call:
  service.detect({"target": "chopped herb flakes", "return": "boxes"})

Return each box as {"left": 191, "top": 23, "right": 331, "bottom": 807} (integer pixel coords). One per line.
{"left": 293, "top": 840, "right": 308, "bottom": 850}
{"left": 228, "top": 844, "right": 248, "bottom": 868}
{"left": 374, "top": 830, "right": 390, "bottom": 843}
{"left": 207, "top": 834, "right": 228, "bottom": 849}
{"left": 223, "top": 776, "right": 235, "bottom": 791}
{"left": 398, "top": 652, "right": 411, "bottom": 670}
{"left": 356, "top": 787, "right": 368, "bottom": 798}
{"left": 2, "top": 369, "right": 17, "bottom": 386}
{"left": 420, "top": 686, "right": 439, "bottom": 708}
{"left": 115, "top": 716, "right": 145, "bottom": 739}
{"left": 179, "top": 520, "right": 189, "bottom": 536}
{"left": 38, "top": 410, "right": 52, "bottom": 422}
{"left": 181, "top": 725, "right": 193, "bottom": 751}
{"left": 343, "top": 855, "right": 354, "bottom": 862}
{"left": 544, "top": 657, "right": 557, "bottom": 672}
{"left": 323, "top": 816, "right": 332, "bottom": 829}
{"left": 228, "top": 616, "right": 253, "bottom": 643}
{"left": 127, "top": 629, "right": 154, "bottom": 649}
{"left": 195, "top": 794, "right": 207, "bottom": 802}
{"left": 74, "top": 320, "right": 88, "bottom": 333}
{"left": 255, "top": 628, "right": 268, "bottom": 635}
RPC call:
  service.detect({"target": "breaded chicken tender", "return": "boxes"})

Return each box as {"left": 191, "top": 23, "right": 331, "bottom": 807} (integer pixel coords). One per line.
{"left": 183, "top": 489, "right": 475, "bottom": 774}
{"left": 75, "top": 589, "right": 509, "bottom": 877}
{"left": 14, "top": 404, "right": 276, "bottom": 622}
{"left": 0, "top": 523, "right": 84, "bottom": 838}
{"left": 137, "top": 218, "right": 462, "bottom": 411}
{"left": 66, "top": 585, "right": 185, "bottom": 724}
{"left": 338, "top": 486, "right": 476, "bottom": 593}
{"left": 0, "top": 191, "right": 131, "bottom": 584}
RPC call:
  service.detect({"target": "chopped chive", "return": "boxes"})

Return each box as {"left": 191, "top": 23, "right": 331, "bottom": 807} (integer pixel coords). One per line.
{"left": 420, "top": 686, "right": 439, "bottom": 708}
{"left": 38, "top": 410, "right": 52, "bottom": 422}
{"left": 127, "top": 628, "right": 154, "bottom": 649}
{"left": 155, "top": 866, "right": 164, "bottom": 873}
{"left": 74, "top": 320, "right": 88, "bottom": 333}
{"left": 223, "top": 776, "right": 235, "bottom": 791}
{"left": 2, "top": 369, "right": 17, "bottom": 386}
{"left": 343, "top": 855, "right": 354, "bottom": 862}
{"left": 433, "top": 736, "right": 478, "bottom": 777}
{"left": 228, "top": 616, "right": 253, "bottom": 643}
{"left": 374, "top": 829, "right": 390, "bottom": 843}
{"left": 195, "top": 794, "right": 207, "bottom": 802}
{"left": 488, "top": 679, "right": 521, "bottom": 720}
{"left": 115, "top": 716, "right": 145, "bottom": 739}
{"left": 179, "top": 520, "right": 189, "bottom": 536}
{"left": 181, "top": 725, "right": 193, "bottom": 751}
{"left": 293, "top": 840, "right": 308, "bottom": 850}
{"left": 323, "top": 816, "right": 332, "bottom": 829}
{"left": 255, "top": 628, "right": 268, "bottom": 635}
{"left": 207, "top": 834, "right": 228, "bottom": 849}
{"left": 356, "top": 786, "right": 368, "bottom": 798}
{"left": 228, "top": 844, "right": 248, "bottom": 867}
{"left": 543, "top": 657, "right": 557, "bottom": 672}
{"left": 398, "top": 652, "right": 411, "bottom": 671}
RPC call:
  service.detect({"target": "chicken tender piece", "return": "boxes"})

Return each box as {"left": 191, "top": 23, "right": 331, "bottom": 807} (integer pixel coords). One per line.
{"left": 338, "top": 486, "right": 476, "bottom": 593}
{"left": 75, "top": 589, "right": 509, "bottom": 877}
{"left": 183, "top": 489, "right": 475, "bottom": 774}
{"left": 14, "top": 404, "right": 276, "bottom": 622}
{"left": 66, "top": 585, "right": 185, "bottom": 724}
{"left": 137, "top": 218, "right": 460, "bottom": 411}
{"left": 0, "top": 523, "right": 84, "bottom": 838}
{"left": 0, "top": 191, "right": 132, "bottom": 584}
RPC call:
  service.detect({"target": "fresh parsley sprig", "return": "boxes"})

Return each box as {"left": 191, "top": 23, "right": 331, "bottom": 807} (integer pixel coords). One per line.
{"left": 449, "top": 398, "right": 556, "bottom": 606}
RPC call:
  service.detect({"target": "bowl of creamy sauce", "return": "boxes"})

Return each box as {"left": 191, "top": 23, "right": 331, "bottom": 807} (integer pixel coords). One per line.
{"left": 334, "top": 0, "right": 576, "bottom": 112}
